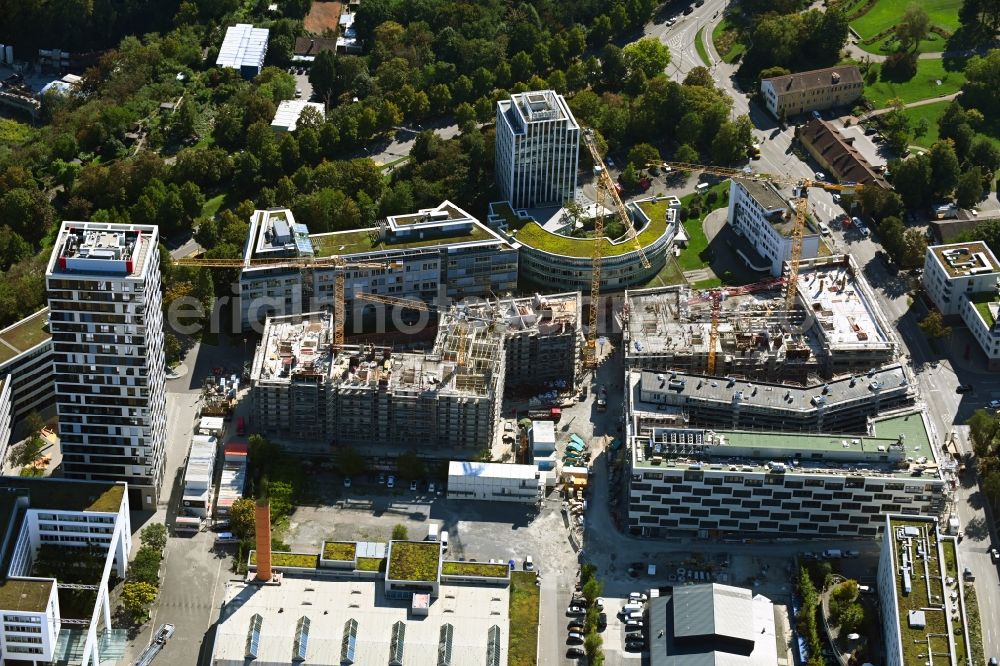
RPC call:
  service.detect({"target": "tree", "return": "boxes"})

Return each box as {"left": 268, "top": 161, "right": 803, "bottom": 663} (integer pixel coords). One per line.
{"left": 879, "top": 215, "right": 907, "bottom": 258}
{"left": 622, "top": 38, "right": 671, "bottom": 78}
{"left": 838, "top": 603, "right": 865, "bottom": 633}
{"left": 620, "top": 162, "right": 641, "bottom": 190}
{"left": 930, "top": 140, "right": 962, "bottom": 198}
{"left": 890, "top": 153, "right": 931, "bottom": 209}
{"left": 675, "top": 143, "right": 699, "bottom": 164}
{"left": 128, "top": 546, "right": 162, "bottom": 585}
{"left": 627, "top": 143, "right": 661, "bottom": 169}
{"left": 23, "top": 411, "right": 45, "bottom": 439}
{"left": 711, "top": 116, "right": 754, "bottom": 165}
{"left": 582, "top": 577, "right": 603, "bottom": 606}
{"left": 900, "top": 227, "right": 928, "bottom": 268}
{"left": 967, "top": 409, "right": 999, "bottom": 458}
{"left": 230, "top": 498, "right": 256, "bottom": 540}
{"left": 584, "top": 631, "right": 603, "bottom": 662}
{"left": 141, "top": 523, "right": 168, "bottom": 552}
{"left": 392, "top": 524, "right": 409, "bottom": 540}
{"left": 956, "top": 166, "right": 984, "bottom": 208}
{"left": 896, "top": 4, "right": 931, "bottom": 51}
{"left": 880, "top": 101, "right": 912, "bottom": 153}
{"left": 121, "top": 581, "right": 158, "bottom": 623}
{"left": 919, "top": 309, "right": 952, "bottom": 339}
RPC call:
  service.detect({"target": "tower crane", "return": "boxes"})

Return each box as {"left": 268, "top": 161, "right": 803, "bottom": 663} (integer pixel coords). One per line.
{"left": 581, "top": 128, "right": 652, "bottom": 368}
{"left": 173, "top": 255, "right": 401, "bottom": 349}
{"left": 660, "top": 162, "right": 864, "bottom": 375}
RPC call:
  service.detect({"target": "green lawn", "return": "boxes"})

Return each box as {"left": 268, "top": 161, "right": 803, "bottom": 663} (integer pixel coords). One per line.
{"left": 865, "top": 58, "right": 966, "bottom": 108}
{"left": 201, "top": 193, "right": 226, "bottom": 220}
{"left": 643, "top": 254, "right": 687, "bottom": 288}
{"left": 900, "top": 100, "right": 948, "bottom": 148}
{"left": 695, "top": 27, "right": 711, "bottom": 67}
{"left": 509, "top": 572, "right": 540, "bottom": 666}
{"left": 712, "top": 16, "right": 746, "bottom": 64}
{"left": 851, "top": 0, "right": 961, "bottom": 55}
{"left": 691, "top": 277, "right": 723, "bottom": 289}
{"left": 677, "top": 181, "right": 730, "bottom": 271}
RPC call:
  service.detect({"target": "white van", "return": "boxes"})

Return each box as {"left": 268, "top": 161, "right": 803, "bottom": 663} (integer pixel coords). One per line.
{"left": 695, "top": 182, "right": 710, "bottom": 192}
{"left": 622, "top": 602, "right": 643, "bottom": 615}
{"left": 440, "top": 530, "right": 449, "bottom": 551}
{"left": 426, "top": 524, "right": 439, "bottom": 541}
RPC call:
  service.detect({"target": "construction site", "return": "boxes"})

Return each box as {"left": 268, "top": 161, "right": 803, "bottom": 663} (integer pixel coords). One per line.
{"left": 249, "top": 309, "right": 507, "bottom": 458}
{"left": 623, "top": 254, "right": 897, "bottom": 382}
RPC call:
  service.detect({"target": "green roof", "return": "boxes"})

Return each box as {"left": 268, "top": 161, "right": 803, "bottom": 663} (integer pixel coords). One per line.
{"left": 322, "top": 541, "right": 357, "bottom": 561}
{"left": 357, "top": 556, "right": 386, "bottom": 572}
{"left": 249, "top": 551, "right": 319, "bottom": 569}
{"left": 441, "top": 561, "right": 509, "bottom": 578}
{"left": 870, "top": 412, "right": 934, "bottom": 463}
{"left": 504, "top": 198, "right": 669, "bottom": 258}
{"left": 1, "top": 479, "right": 125, "bottom": 513}
{"left": 311, "top": 223, "right": 498, "bottom": 257}
{"left": 0, "top": 578, "right": 53, "bottom": 613}
{"left": 969, "top": 292, "right": 998, "bottom": 328}
{"left": 387, "top": 541, "right": 441, "bottom": 582}
{"left": 716, "top": 429, "right": 901, "bottom": 454}
{"left": 0, "top": 308, "right": 50, "bottom": 365}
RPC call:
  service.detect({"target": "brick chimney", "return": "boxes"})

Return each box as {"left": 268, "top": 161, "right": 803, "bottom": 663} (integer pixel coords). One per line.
{"left": 255, "top": 500, "right": 272, "bottom": 582}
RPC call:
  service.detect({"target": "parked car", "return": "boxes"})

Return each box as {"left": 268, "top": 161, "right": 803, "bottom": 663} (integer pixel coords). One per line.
{"left": 814, "top": 171, "right": 825, "bottom": 181}
{"left": 525, "top": 555, "right": 534, "bottom": 571}
{"left": 665, "top": 18, "right": 677, "bottom": 26}
{"left": 409, "top": 480, "right": 418, "bottom": 491}
{"left": 567, "top": 632, "right": 584, "bottom": 644}
{"left": 567, "top": 647, "right": 585, "bottom": 658}
{"left": 990, "top": 547, "right": 999, "bottom": 563}
{"left": 568, "top": 621, "right": 584, "bottom": 632}
{"left": 957, "top": 384, "right": 974, "bottom": 394}
{"left": 594, "top": 597, "right": 605, "bottom": 610}
{"left": 598, "top": 612, "right": 607, "bottom": 630}
{"left": 811, "top": 110, "right": 822, "bottom": 119}
{"left": 155, "top": 624, "right": 175, "bottom": 644}
{"left": 378, "top": 473, "right": 386, "bottom": 484}
{"left": 215, "top": 532, "right": 239, "bottom": 545}
{"left": 625, "top": 641, "right": 645, "bottom": 652}
{"left": 567, "top": 605, "right": 586, "bottom": 616}
{"left": 428, "top": 482, "right": 437, "bottom": 494}
{"left": 625, "top": 619, "right": 644, "bottom": 629}
{"left": 343, "top": 477, "right": 352, "bottom": 488}
{"left": 629, "top": 592, "right": 648, "bottom": 602}
{"left": 387, "top": 475, "right": 396, "bottom": 488}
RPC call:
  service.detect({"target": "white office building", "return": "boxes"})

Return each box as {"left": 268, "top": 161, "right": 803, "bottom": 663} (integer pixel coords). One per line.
{"left": 922, "top": 242, "right": 1000, "bottom": 368}
{"left": 447, "top": 461, "right": 541, "bottom": 503}
{"left": 727, "top": 178, "right": 820, "bottom": 277}
{"left": 495, "top": 91, "right": 580, "bottom": 209}
{"left": 0, "top": 478, "right": 131, "bottom": 666}
{"left": 877, "top": 514, "right": 973, "bottom": 666}
{"left": 238, "top": 204, "right": 517, "bottom": 330}
{"left": 46, "top": 222, "right": 168, "bottom": 509}
{"left": 0, "top": 308, "right": 55, "bottom": 423}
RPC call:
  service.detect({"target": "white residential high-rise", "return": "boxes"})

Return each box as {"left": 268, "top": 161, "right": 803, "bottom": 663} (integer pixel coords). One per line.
{"left": 45, "top": 222, "right": 168, "bottom": 509}
{"left": 495, "top": 90, "right": 580, "bottom": 209}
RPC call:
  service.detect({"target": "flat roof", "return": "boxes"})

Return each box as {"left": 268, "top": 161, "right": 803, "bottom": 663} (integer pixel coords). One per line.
{"left": 311, "top": 221, "right": 500, "bottom": 257}
{"left": 969, "top": 292, "right": 999, "bottom": 328}
{"left": 217, "top": 24, "right": 269, "bottom": 70}
{"left": 884, "top": 515, "right": 963, "bottom": 666}
{"left": 271, "top": 99, "right": 325, "bottom": 131}
{"left": 491, "top": 196, "right": 673, "bottom": 258}
{"left": 733, "top": 177, "right": 788, "bottom": 212}
{"left": 448, "top": 461, "right": 538, "bottom": 480}
{"left": 47, "top": 222, "right": 157, "bottom": 278}
{"left": 0, "top": 578, "right": 53, "bottom": 613}
{"left": 632, "top": 409, "right": 938, "bottom": 479}
{"left": 387, "top": 540, "right": 441, "bottom": 582}
{"left": 214, "top": 576, "right": 509, "bottom": 666}
{"left": 0, "top": 478, "right": 125, "bottom": 513}
{"left": 637, "top": 363, "right": 910, "bottom": 411}
{"left": 930, "top": 241, "right": 1000, "bottom": 278}
{"left": 0, "top": 307, "right": 50, "bottom": 366}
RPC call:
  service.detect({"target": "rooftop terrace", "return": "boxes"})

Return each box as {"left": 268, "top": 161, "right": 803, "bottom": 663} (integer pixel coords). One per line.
{"left": 491, "top": 197, "right": 672, "bottom": 258}
{"left": 969, "top": 291, "right": 999, "bottom": 328}
{"left": 0, "top": 307, "right": 50, "bottom": 366}
{"left": 931, "top": 241, "right": 1000, "bottom": 278}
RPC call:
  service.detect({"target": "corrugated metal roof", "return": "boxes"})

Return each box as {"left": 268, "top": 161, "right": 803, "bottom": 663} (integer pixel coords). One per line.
{"left": 673, "top": 584, "right": 753, "bottom": 643}
{"left": 216, "top": 24, "right": 269, "bottom": 71}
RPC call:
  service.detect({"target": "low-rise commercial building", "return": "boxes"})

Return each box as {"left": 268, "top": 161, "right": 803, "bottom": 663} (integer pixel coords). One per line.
{"left": 878, "top": 515, "right": 973, "bottom": 666}
{"left": 797, "top": 119, "right": 889, "bottom": 188}
{"left": 216, "top": 24, "right": 269, "bottom": 79}
{"left": 727, "top": 178, "right": 821, "bottom": 277}
{"left": 0, "top": 478, "right": 131, "bottom": 666}
{"left": 447, "top": 461, "right": 541, "bottom": 503}
{"left": 181, "top": 435, "right": 217, "bottom": 518}
{"left": 238, "top": 203, "right": 517, "bottom": 330}
{"left": 250, "top": 311, "right": 505, "bottom": 458}
{"left": 760, "top": 66, "right": 863, "bottom": 119}
{"left": 624, "top": 255, "right": 896, "bottom": 380}
{"left": 922, "top": 241, "right": 1000, "bottom": 368}
{"left": 487, "top": 195, "right": 680, "bottom": 291}
{"left": 0, "top": 307, "right": 55, "bottom": 421}
{"left": 648, "top": 583, "right": 778, "bottom": 666}
{"left": 270, "top": 99, "right": 325, "bottom": 132}
{"left": 626, "top": 410, "right": 945, "bottom": 538}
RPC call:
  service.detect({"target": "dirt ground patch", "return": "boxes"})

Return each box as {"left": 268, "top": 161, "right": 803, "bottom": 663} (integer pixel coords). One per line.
{"left": 304, "top": 0, "right": 343, "bottom": 36}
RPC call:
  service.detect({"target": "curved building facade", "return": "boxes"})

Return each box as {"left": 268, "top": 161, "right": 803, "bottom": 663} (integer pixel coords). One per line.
{"left": 487, "top": 196, "right": 680, "bottom": 292}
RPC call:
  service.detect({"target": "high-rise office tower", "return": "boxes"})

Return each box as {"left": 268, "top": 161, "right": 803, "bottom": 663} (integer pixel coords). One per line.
{"left": 495, "top": 90, "right": 580, "bottom": 209}
{"left": 46, "top": 222, "right": 167, "bottom": 509}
